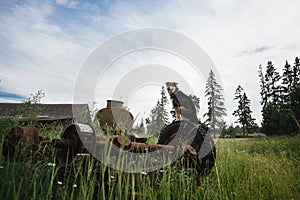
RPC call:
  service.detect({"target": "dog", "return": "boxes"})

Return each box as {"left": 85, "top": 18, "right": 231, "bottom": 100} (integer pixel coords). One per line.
{"left": 166, "top": 82, "right": 198, "bottom": 123}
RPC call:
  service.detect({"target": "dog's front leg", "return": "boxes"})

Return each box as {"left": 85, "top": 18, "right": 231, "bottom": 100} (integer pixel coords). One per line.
{"left": 175, "top": 106, "right": 181, "bottom": 121}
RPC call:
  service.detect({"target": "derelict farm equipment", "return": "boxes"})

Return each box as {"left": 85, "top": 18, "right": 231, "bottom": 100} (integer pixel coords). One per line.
{"left": 2, "top": 100, "right": 216, "bottom": 194}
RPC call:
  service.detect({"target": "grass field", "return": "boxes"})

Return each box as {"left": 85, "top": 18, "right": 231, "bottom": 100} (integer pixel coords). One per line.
{"left": 0, "top": 134, "right": 299, "bottom": 200}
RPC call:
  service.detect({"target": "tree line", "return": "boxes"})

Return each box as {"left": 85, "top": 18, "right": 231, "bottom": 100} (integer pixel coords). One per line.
{"left": 258, "top": 57, "right": 300, "bottom": 135}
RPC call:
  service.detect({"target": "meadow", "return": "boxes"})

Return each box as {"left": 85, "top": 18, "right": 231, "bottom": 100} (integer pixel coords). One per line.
{"left": 0, "top": 132, "right": 299, "bottom": 200}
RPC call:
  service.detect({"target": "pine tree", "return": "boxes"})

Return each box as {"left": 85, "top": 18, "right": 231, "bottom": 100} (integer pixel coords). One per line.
{"left": 146, "top": 100, "right": 162, "bottom": 135}
{"left": 260, "top": 58, "right": 299, "bottom": 135}
{"left": 204, "top": 70, "right": 227, "bottom": 137}
{"left": 261, "top": 61, "right": 283, "bottom": 135}
{"left": 292, "top": 57, "right": 300, "bottom": 90}
{"left": 188, "top": 94, "right": 200, "bottom": 113}
{"left": 258, "top": 64, "right": 268, "bottom": 109}
{"left": 264, "top": 61, "right": 281, "bottom": 104}
{"left": 146, "top": 86, "right": 169, "bottom": 135}
{"left": 232, "top": 85, "right": 244, "bottom": 123}
{"left": 160, "top": 86, "right": 169, "bottom": 124}
{"left": 290, "top": 86, "right": 300, "bottom": 130}
{"left": 281, "top": 61, "right": 293, "bottom": 105}
{"left": 233, "top": 85, "right": 244, "bottom": 101}
{"left": 232, "top": 85, "right": 256, "bottom": 136}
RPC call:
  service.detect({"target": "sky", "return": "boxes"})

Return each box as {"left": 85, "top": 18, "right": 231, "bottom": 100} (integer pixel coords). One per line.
{"left": 0, "top": 0, "right": 300, "bottom": 126}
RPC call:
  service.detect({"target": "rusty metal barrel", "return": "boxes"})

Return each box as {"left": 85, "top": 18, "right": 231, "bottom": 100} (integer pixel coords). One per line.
{"left": 2, "top": 126, "right": 40, "bottom": 161}
{"left": 96, "top": 100, "right": 134, "bottom": 134}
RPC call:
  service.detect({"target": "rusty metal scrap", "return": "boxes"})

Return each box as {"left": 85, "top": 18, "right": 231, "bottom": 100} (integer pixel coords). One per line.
{"left": 1, "top": 122, "right": 214, "bottom": 180}
{"left": 47, "top": 123, "right": 199, "bottom": 169}
{"left": 2, "top": 126, "right": 40, "bottom": 161}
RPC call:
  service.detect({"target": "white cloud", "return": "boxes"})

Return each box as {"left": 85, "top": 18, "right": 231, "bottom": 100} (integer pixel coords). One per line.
{"left": 1, "top": 0, "right": 299, "bottom": 125}
{"left": 56, "top": 0, "right": 68, "bottom": 5}
{"left": 0, "top": 2, "right": 91, "bottom": 102}
{"left": 55, "top": 0, "right": 77, "bottom": 8}
{"left": 107, "top": 0, "right": 300, "bottom": 124}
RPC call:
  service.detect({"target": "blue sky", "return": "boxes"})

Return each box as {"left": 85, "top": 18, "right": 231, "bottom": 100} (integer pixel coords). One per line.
{"left": 1, "top": 0, "right": 300, "bottom": 125}
{"left": 0, "top": 91, "right": 25, "bottom": 101}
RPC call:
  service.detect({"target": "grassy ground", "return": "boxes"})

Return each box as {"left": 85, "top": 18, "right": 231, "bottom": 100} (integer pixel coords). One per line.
{"left": 213, "top": 136, "right": 300, "bottom": 199}
{"left": 0, "top": 133, "right": 299, "bottom": 199}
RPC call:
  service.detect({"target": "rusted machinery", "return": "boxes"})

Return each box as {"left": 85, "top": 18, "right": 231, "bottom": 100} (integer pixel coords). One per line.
{"left": 2, "top": 122, "right": 215, "bottom": 175}
{"left": 2, "top": 126, "right": 52, "bottom": 161}
{"left": 52, "top": 123, "right": 195, "bottom": 167}
{"left": 54, "top": 121, "right": 215, "bottom": 175}
{"left": 2, "top": 126, "right": 39, "bottom": 161}
{"left": 2, "top": 100, "right": 216, "bottom": 177}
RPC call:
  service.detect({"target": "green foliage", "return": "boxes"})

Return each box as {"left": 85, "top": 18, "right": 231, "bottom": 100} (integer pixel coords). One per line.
{"left": 290, "top": 86, "right": 300, "bottom": 128}
{"left": 264, "top": 61, "right": 281, "bottom": 104}
{"left": 221, "top": 124, "right": 261, "bottom": 138}
{"left": 17, "top": 90, "right": 45, "bottom": 126}
{"left": 0, "top": 117, "right": 19, "bottom": 139}
{"left": 232, "top": 85, "right": 256, "bottom": 136}
{"left": 146, "top": 86, "right": 169, "bottom": 136}
{"left": 204, "top": 70, "right": 227, "bottom": 136}
{"left": 262, "top": 103, "right": 298, "bottom": 135}
{"left": 146, "top": 100, "right": 166, "bottom": 136}
{"left": 0, "top": 90, "right": 46, "bottom": 155}
{"left": 221, "top": 124, "right": 239, "bottom": 138}
{"left": 281, "top": 60, "right": 293, "bottom": 104}
{"left": 292, "top": 57, "right": 300, "bottom": 89}
{"left": 258, "top": 64, "right": 268, "bottom": 108}
{"left": 37, "top": 122, "right": 64, "bottom": 139}
{"left": 259, "top": 58, "right": 300, "bottom": 135}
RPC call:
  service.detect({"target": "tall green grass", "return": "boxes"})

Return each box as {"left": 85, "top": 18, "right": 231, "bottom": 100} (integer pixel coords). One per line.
{"left": 0, "top": 134, "right": 299, "bottom": 199}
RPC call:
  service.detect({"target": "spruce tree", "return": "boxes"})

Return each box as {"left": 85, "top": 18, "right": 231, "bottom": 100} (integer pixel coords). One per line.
{"left": 264, "top": 61, "right": 281, "bottom": 104}
{"left": 292, "top": 57, "right": 300, "bottom": 90}
{"left": 204, "top": 70, "right": 227, "bottom": 137}
{"left": 189, "top": 94, "right": 200, "bottom": 113}
{"left": 290, "top": 86, "right": 300, "bottom": 130}
{"left": 232, "top": 85, "right": 256, "bottom": 136}
{"left": 160, "top": 86, "right": 169, "bottom": 124}
{"left": 281, "top": 61, "right": 293, "bottom": 105}
{"left": 258, "top": 64, "right": 268, "bottom": 109}
{"left": 146, "top": 86, "right": 169, "bottom": 135}
{"left": 261, "top": 61, "right": 282, "bottom": 135}
{"left": 260, "top": 58, "right": 299, "bottom": 135}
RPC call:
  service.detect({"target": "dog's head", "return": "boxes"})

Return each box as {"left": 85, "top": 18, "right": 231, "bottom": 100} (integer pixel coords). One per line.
{"left": 165, "top": 82, "right": 178, "bottom": 94}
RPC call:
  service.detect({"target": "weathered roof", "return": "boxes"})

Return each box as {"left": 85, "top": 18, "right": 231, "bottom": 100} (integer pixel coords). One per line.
{"left": 0, "top": 103, "right": 90, "bottom": 121}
